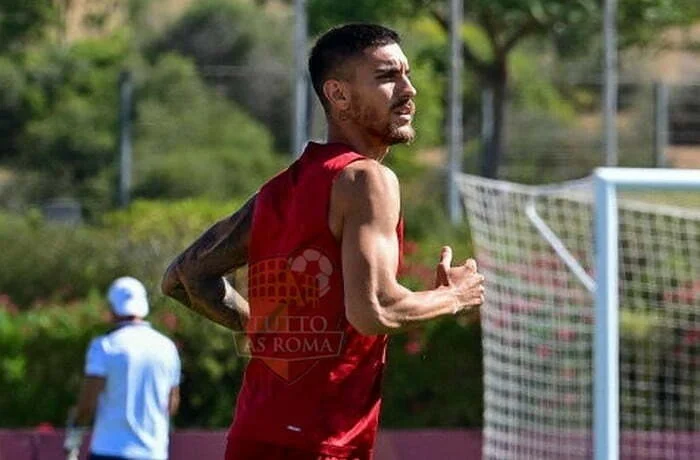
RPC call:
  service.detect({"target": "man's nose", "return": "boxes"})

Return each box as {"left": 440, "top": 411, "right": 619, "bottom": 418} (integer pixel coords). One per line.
{"left": 401, "top": 75, "right": 417, "bottom": 98}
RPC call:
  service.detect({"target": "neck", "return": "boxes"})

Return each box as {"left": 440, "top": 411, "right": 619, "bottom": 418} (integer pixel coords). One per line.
{"left": 113, "top": 315, "right": 143, "bottom": 324}
{"left": 326, "top": 121, "right": 389, "bottom": 162}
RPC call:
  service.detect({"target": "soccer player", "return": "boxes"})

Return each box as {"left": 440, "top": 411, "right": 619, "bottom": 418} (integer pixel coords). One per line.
{"left": 162, "top": 23, "right": 485, "bottom": 460}
{"left": 65, "top": 277, "right": 181, "bottom": 460}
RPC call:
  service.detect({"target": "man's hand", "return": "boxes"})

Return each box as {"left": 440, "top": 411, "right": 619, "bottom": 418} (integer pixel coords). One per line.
{"left": 63, "top": 407, "right": 86, "bottom": 460}
{"left": 435, "top": 246, "right": 485, "bottom": 314}
{"left": 63, "top": 426, "right": 85, "bottom": 458}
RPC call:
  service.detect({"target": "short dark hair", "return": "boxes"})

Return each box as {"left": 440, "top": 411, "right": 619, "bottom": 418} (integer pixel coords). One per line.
{"left": 308, "top": 23, "right": 400, "bottom": 109}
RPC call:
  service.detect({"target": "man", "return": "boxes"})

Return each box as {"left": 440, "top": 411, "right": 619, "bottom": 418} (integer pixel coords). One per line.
{"left": 65, "top": 277, "right": 181, "bottom": 460}
{"left": 162, "top": 23, "right": 485, "bottom": 460}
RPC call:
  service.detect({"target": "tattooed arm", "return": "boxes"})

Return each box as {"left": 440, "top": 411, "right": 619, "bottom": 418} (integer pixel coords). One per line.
{"left": 161, "top": 195, "right": 255, "bottom": 331}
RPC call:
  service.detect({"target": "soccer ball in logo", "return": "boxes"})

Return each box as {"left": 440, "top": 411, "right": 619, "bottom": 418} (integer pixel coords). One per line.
{"left": 289, "top": 249, "right": 333, "bottom": 297}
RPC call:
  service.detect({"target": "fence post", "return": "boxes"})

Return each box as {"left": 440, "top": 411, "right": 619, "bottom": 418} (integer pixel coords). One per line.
{"left": 118, "top": 70, "right": 133, "bottom": 208}
{"left": 481, "top": 87, "right": 494, "bottom": 174}
{"left": 602, "top": 0, "right": 619, "bottom": 167}
{"left": 291, "top": 0, "right": 308, "bottom": 158}
{"left": 653, "top": 81, "right": 669, "bottom": 168}
{"left": 447, "top": 0, "right": 464, "bottom": 223}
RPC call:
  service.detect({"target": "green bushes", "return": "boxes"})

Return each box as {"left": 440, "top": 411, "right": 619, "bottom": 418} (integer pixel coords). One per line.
{"left": 0, "top": 293, "right": 483, "bottom": 430}
{"left": 0, "top": 197, "right": 250, "bottom": 428}
{"left": 0, "top": 213, "right": 123, "bottom": 307}
{"left": 0, "top": 298, "right": 107, "bottom": 427}
{"left": 0, "top": 196, "right": 250, "bottom": 427}
{"left": 133, "top": 54, "right": 283, "bottom": 201}
{"left": 0, "top": 296, "right": 246, "bottom": 428}
{"left": 383, "top": 318, "right": 483, "bottom": 428}
{"left": 0, "top": 199, "right": 241, "bottom": 308}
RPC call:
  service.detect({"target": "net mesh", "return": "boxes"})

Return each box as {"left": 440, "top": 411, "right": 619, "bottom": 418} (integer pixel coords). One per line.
{"left": 456, "top": 173, "right": 700, "bottom": 459}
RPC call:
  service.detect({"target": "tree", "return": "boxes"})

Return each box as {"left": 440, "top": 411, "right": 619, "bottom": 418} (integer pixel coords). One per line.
{"left": 133, "top": 53, "right": 283, "bottom": 200}
{"left": 16, "top": 36, "right": 128, "bottom": 207}
{"left": 6, "top": 32, "right": 282, "bottom": 213}
{"left": 147, "top": 0, "right": 294, "bottom": 151}
{"left": 0, "top": 57, "right": 27, "bottom": 162}
{"left": 302, "top": 0, "right": 700, "bottom": 177}
{"left": 0, "top": 0, "right": 56, "bottom": 53}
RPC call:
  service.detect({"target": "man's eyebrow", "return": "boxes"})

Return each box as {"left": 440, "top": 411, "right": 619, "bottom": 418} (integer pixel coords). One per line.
{"left": 373, "top": 63, "right": 408, "bottom": 74}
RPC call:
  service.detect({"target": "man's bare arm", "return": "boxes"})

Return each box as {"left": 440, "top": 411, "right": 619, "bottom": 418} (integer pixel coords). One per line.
{"left": 335, "top": 161, "right": 484, "bottom": 335}
{"left": 161, "top": 195, "right": 255, "bottom": 331}
{"left": 168, "top": 386, "right": 180, "bottom": 416}
{"left": 73, "top": 376, "right": 105, "bottom": 425}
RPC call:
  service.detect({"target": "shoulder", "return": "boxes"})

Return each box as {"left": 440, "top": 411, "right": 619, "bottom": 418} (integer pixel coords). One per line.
{"left": 331, "top": 160, "right": 400, "bottom": 231}
{"left": 85, "top": 336, "right": 109, "bottom": 369}
{"left": 335, "top": 159, "right": 399, "bottom": 199}
{"left": 88, "top": 335, "right": 108, "bottom": 352}
{"left": 150, "top": 329, "right": 180, "bottom": 355}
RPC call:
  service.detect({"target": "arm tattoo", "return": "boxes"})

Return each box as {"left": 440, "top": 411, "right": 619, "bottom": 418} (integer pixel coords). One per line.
{"left": 162, "top": 195, "right": 255, "bottom": 331}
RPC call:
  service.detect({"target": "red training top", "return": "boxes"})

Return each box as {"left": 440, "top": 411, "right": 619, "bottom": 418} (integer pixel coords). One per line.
{"left": 228, "top": 142, "right": 404, "bottom": 458}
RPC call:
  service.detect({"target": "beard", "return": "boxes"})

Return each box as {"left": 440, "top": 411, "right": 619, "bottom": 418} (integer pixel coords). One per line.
{"left": 349, "top": 97, "right": 416, "bottom": 145}
{"left": 386, "top": 120, "right": 416, "bottom": 145}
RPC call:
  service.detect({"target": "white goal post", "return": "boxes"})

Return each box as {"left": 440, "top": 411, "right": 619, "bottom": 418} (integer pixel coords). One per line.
{"left": 456, "top": 168, "right": 700, "bottom": 460}
{"left": 594, "top": 168, "right": 700, "bottom": 460}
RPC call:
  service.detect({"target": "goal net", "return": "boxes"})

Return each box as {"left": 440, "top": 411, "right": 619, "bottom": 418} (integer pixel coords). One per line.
{"left": 456, "top": 172, "right": 700, "bottom": 459}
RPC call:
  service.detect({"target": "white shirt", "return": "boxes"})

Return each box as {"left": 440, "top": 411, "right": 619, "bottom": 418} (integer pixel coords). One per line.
{"left": 85, "top": 322, "right": 181, "bottom": 460}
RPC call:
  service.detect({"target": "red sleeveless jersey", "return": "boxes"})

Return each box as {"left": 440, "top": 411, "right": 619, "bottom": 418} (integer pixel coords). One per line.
{"left": 228, "top": 142, "right": 404, "bottom": 458}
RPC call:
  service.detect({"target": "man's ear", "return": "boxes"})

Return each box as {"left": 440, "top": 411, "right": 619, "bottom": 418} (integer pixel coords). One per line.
{"left": 323, "top": 79, "right": 350, "bottom": 111}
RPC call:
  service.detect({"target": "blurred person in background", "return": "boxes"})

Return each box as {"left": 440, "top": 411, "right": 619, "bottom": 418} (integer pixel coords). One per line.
{"left": 162, "top": 23, "right": 484, "bottom": 460}
{"left": 64, "top": 277, "right": 181, "bottom": 460}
